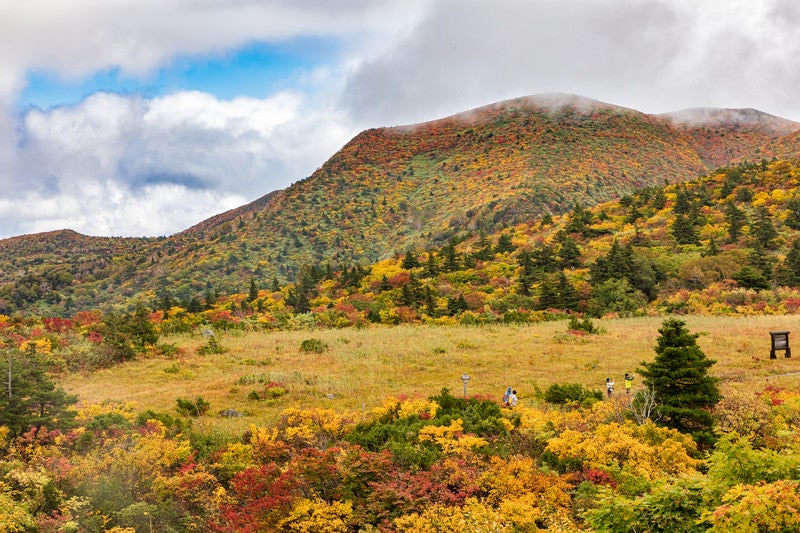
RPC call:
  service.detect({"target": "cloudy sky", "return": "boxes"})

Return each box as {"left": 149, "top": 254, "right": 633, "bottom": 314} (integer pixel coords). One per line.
{"left": 1, "top": 0, "right": 798, "bottom": 239}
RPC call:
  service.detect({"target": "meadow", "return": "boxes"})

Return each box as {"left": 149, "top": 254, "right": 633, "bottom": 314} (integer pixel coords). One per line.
{"left": 63, "top": 314, "right": 800, "bottom": 434}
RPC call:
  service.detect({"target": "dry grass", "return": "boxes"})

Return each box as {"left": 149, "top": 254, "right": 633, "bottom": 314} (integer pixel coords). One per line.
{"left": 62, "top": 315, "right": 800, "bottom": 434}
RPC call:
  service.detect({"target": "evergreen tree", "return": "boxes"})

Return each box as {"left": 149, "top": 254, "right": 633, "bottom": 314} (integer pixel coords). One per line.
{"left": 398, "top": 284, "right": 414, "bottom": 307}
{"left": 701, "top": 237, "right": 720, "bottom": 257}
{"left": 288, "top": 287, "right": 310, "bottom": 314}
{"left": 494, "top": 233, "right": 515, "bottom": 254}
{"left": 378, "top": 275, "right": 392, "bottom": 292}
{"left": 531, "top": 243, "right": 558, "bottom": 272}
{"left": 401, "top": 250, "right": 420, "bottom": 269}
{"left": 785, "top": 238, "right": 800, "bottom": 285}
{"left": 446, "top": 294, "right": 468, "bottom": 316}
{"left": 442, "top": 242, "right": 459, "bottom": 272}
{"left": 187, "top": 296, "right": 203, "bottom": 313}
{"left": 625, "top": 204, "right": 643, "bottom": 224}
{"left": 0, "top": 346, "right": 78, "bottom": 436}
{"left": 785, "top": 198, "right": 800, "bottom": 230}
{"left": 423, "top": 252, "right": 438, "bottom": 278}
{"left": 732, "top": 266, "right": 770, "bottom": 290}
{"left": 536, "top": 277, "right": 560, "bottom": 310}
{"left": 673, "top": 186, "right": 692, "bottom": 215}
{"left": 205, "top": 285, "right": 218, "bottom": 308}
{"left": 566, "top": 203, "right": 593, "bottom": 235}
{"left": 638, "top": 318, "right": 720, "bottom": 447}
{"left": 424, "top": 285, "right": 437, "bottom": 316}
{"left": 473, "top": 231, "right": 494, "bottom": 261}
{"left": 517, "top": 250, "right": 535, "bottom": 296}
{"left": 748, "top": 243, "right": 773, "bottom": 281}
{"left": 752, "top": 206, "right": 778, "bottom": 248}
{"left": 650, "top": 188, "right": 666, "bottom": 210}
{"left": 556, "top": 235, "right": 581, "bottom": 269}
{"left": 247, "top": 277, "right": 258, "bottom": 302}
{"left": 725, "top": 202, "right": 746, "bottom": 243}
{"left": 671, "top": 214, "right": 699, "bottom": 245}
{"left": 557, "top": 271, "right": 580, "bottom": 311}
{"left": 99, "top": 306, "right": 159, "bottom": 363}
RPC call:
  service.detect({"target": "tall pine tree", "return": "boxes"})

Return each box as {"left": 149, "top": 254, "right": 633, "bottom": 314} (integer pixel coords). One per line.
{"left": 638, "top": 318, "right": 720, "bottom": 447}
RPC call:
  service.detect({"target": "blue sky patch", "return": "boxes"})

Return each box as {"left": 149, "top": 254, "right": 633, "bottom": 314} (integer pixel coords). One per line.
{"left": 20, "top": 36, "right": 340, "bottom": 110}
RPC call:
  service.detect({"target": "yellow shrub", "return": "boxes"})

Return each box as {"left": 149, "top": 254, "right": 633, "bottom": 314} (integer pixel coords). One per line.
{"left": 398, "top": 398, "right": 440, "bottom": 420}
{"left": 394, "top": 497, "right": 509, "bottom": 532}
{"left": 211, "top": 442, "right": 255, "bottom": 480}
{"left": 74, "top": 400, "right": 138, "bottom": 425}
{"left": 18, "top": 338, "right": 52, "bottom": 355}
{"left": 545, "top": 421, "right": 701, "bottom": 479}
{"left": 276, "top": 407, "right": 355, "bottom": 448}
{"left": 418, "top": 419, "right": 488, "bottom": 454}
{"left": 277, "top": 498, "right": 353, "bottom": 533}
{"left": 480, "top": 455, "right": 573, "bottom": 524}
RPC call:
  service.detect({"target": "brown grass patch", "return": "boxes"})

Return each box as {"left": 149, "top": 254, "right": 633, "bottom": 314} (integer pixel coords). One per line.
{"left": 62, "top": 316, "right": 800, "bottom": 434}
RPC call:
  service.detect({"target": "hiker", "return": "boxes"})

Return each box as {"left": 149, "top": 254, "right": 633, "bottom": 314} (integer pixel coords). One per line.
{"left": 606, "top": 377, "right": 615, "bottom": 398}
{"left": 502, "top": 386, "right": 512, "bottom": 407}
{"left": 508, "top": 389, "right": 518, "bottom": 408}
{"left": 624, "top": 373, "right": 634, "bottom": 394}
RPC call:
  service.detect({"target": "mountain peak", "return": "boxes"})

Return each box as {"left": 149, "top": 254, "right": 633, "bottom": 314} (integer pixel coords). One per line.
{"left": 455, "top": 92, "right": 633, "bottom": 121}
{"left": 660, "top": 107, "right": 800, "bottom": 136}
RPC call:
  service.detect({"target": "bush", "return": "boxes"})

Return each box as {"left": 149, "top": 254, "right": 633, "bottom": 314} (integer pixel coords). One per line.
{"left": 568, "top": 316, "right": 601, "bottom": 334}
{"left": 176, "top": 396, "right": 210, "bottom": 417}
{"left": 198, "top": 335, "right": 227, "bottom": 355}
{"left": 300, "top": 338, "right": 328, "bottom": 353}
{"left": 157, "top": 342, "right": 181, "bottom": 357}
{"left": 544, "top": 383, "right": 602, "bottom": 405}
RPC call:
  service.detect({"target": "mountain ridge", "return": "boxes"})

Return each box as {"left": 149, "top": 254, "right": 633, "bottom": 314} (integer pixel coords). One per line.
{"left": 1, "top": 93, "right": 799, "bottom": 313}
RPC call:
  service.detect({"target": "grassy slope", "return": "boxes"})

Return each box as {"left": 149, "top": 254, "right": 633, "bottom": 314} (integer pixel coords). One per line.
{"left": 63, "top": 315, "right": 800, "bottom": 434}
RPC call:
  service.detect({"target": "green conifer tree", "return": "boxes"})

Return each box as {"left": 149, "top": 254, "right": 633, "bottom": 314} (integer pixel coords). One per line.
{"left": 424, "top": 252, "right": 438, "bottom": 278}
{"left": 752, "top": 206, "right": 778, "bottom": 248}
{"left": 671, "top": 214, "right": 699, "bottom": 245}
{"left": 638, "top": 318, "right": 720, "bottom": 447}
{"left": 557, "top": 271, "right": 579, "bottom": 311}
{"left": 402, "top": 250, "right": 420, "bottom": 269}
{"left": 725, "top": 202, "right": 746, "bottom": 243}
{"left": 0, "top": 346, "right": 78, "bottom": 436}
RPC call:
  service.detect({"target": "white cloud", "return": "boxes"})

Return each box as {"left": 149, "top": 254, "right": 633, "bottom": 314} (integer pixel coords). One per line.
{"left": 5, "top": 88, "right": 354, "bottom": 238}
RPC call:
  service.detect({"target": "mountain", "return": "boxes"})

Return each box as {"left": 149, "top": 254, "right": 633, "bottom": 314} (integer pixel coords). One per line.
{"left": 1, "top": 93, "right": 799, "bottom": 314}
{"left": 659, "top": 107, "right": 800, "bottom": 167}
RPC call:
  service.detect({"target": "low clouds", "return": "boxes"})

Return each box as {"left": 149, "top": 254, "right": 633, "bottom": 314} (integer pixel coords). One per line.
{"left": 341, "top": 0, "right": 800, "bottom": 127}
{"left": 8, "top": 89, "right": 354, "bottom": 237}
{"left": 342, "top": 0, "right": 689, "bottom": 126}
{"left": 1, "top": 0, "right": 799, "bottom": 238}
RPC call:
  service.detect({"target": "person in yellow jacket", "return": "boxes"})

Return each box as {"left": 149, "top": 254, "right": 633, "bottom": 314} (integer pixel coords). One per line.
{"left": 624, "top": 372, "right": 634, "bottom": 394}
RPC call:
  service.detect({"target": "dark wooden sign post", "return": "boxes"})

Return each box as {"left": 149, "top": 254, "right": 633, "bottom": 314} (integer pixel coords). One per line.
{"left": 770, "top": 331, "right": 791, "bottom": 359}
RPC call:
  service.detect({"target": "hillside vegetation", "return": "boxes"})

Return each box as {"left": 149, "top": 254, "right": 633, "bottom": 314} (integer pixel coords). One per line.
{"left": 1, "top": 94, "right": 798, "bottom": 314}
{"left": 3, "top": 313, "right": 800, "bottom": 531}
{"left": 4, "top": 95, "right": 800, "bottom": 530}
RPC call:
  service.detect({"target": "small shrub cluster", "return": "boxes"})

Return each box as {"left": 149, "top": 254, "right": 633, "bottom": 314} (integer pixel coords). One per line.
{"left": 300, "top": 338, "right": 328, "bottom": 353}
{"left": 568, "top": 316, "right": 601, "bottom": 334}
{"left": 176, "top": 396, "right": 210, "bottom": 416}
{"left": 543, "top": 383, "right": 603, "bottom": 406}
{"left": 198, "top": 335, "right": 228, "bottom": 355}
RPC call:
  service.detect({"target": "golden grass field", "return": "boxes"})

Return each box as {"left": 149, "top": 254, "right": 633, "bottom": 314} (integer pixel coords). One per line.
{"left": 62, "top": 315, "right": 800, "bottom": 434}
